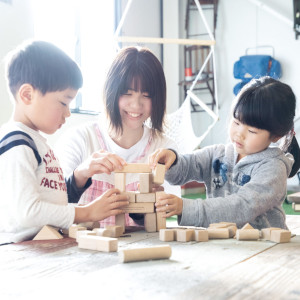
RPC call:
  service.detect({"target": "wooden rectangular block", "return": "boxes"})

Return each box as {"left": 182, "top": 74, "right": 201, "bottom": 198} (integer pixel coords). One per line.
{"left": 176, "top": 229, "right": 194, "bottom": 242}
{"left": 78, "top": 235, "right": 118, "bottom": 252}
{"left": 115, "top": 173, "right": 126, "bottom": 192}
{"left": 92, "top": 228, "right": 114, "bottom": 238}
{"left": 115, "top": 214, "right": 125, "bottom": 233}
{"left": 207, "top": 228, "right": 230, "bottom": 239}
{"left": 270, "top": 229, "right": 291, "bottom": 243}
{"left": 115, "top": 163, "right": 152, "bottom": 173}
{"left": 195, "top": 229, "right": 209, "bottom": 242}
{"left": 76, "top": 230, "right": 96, "bottom": 242}
{"left": 144, "top": 213, "right": 157, "bottom": 233}
{"left": 156, "top": 212, "right": 166, "bottom": 231}
{"left": 122, "top": 191, "right": 136, "bottom": 203}
{"left": 139, "top": 173, "right": 153, "bottom": 193}
{"left": 159, "top": 229, "right": 175, "bottom": 242}
{"left": 136, "top": 192, "right": 156, "bottom": 203}
{"left": 260, "top": 227, "right": 281, "bottom": 240}
{"left": 152, "top": 163, "right": 165, "bottom": 185}
{"left": 122, "top": 202, "right": 154, "bottom": 213}
{"left": 69, "top": 224, "right": 87, "bottom": 239}
{"left": 236, "top": 229, "right": 260, "bottom": 240}
{"left": 287, "top": 192, "right": 300, "bottom": 204}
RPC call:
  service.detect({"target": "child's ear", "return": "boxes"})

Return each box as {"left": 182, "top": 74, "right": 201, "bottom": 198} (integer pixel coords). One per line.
{"left": 18, "top": 84, "right": 34, "bottom": 105}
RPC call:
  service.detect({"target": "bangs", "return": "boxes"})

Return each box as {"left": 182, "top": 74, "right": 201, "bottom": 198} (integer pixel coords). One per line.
{"left": 233, "top": 89, "right": 273, "bottom": 131}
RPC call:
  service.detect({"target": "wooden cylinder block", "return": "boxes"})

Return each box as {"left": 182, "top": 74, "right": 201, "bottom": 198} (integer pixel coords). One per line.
{"left": 236, "top": 229, "right": 260, "bottom": 240}
{"left": 207, "top": 228, "right": 230, "bottom": 239}
{"left": 119, "top": 245, "right": 172, "bottom": 263}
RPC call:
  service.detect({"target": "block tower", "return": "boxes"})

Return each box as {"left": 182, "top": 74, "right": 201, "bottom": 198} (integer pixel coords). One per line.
{"left": 114, "top": 163, "right": 166, "bottom": 233}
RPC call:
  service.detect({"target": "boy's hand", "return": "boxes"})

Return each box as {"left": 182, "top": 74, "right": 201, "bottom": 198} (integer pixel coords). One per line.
{"left": 155, "top": 192, "right": 183, "bottom": 218}
{"left": 148, "top": 148, "right": 176, "bottom": 170}
{"left": 75, "top": 188, "right": 129, "bottom": 223}
{"left": 74, "top": 151, "right": 127, "bottom": 188}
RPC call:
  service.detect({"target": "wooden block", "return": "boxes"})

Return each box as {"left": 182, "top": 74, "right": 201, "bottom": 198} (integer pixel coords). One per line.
{"left": 119, "top": 245, "right": 172, "bottom": 263}
{"left": 260, "top": 227, "right": 282, "bottom": 240}
{"left": 78, "top": 235, "right": 118, "bottom": 252}
{"left": 115, "top": 163, "right": 151, "bottom": 173}
{"left": 209, "top": 223, "right": 229, "bottom": 228}
{"left": 176, "top": 229, "right": 194, "bottom": 242}
{"left": 76, "top": 230, "right": 96, "bottom": 242}
{"left": 207, "top": 228, "right": 230, "bottom": 239}
{"left": 144, "top": 213, "right": 157, "bottom": 233}
{"left": 105, "top": 225, "right": 124, "bottom": 238}
{"left": 136, "top": 192, "right": 156, "bottom": 203}
{"left": 270, "top": 229, "right": 291, "bottom": 243}
{"left": 159, "top": 229, "right": 175, "bottom": 242}
{"left": 287, "top": 192, "right": 300, "bottom": 204}
{"left": 139, "top": 173, "right": 153, "bottom": 193}
{"left": 93, "top": 228, "right": 114, "bottom": 237}
{"left": 228, "top": 225, "right": 237, "bottom": 238}
{"left": 33, "top": 225, "right": 63, "bottom": 240}
{"left": 156, "top": 212, "right": 166, "bottom": 231}
{"left": 122, "top": 191, "right": 136, "bottom": 203}
{"left": 236, "top": 229, "right": 260, "bottom": 240}
{"left": 195, "top": 229, "right": 209, "bottom": 242}
{"left": 69, "top": 224, "right": 87, "bottom": 238}
{"left": 122, "top": 202, "right": 155, "bottom": 213}
{"left": 241, "top": 223, "right": 254, "bottom": 230}
{"left": 115, "top": 214, "right": 125, "bottom": 233}
{"left": 152, "top": 163, "right": 165, "bottom": 185}
{"left": 292, "top": 203, "right": 300, "bottom": 212}
{"left": 115, "top": 173, "right": 126, "bottom": 192}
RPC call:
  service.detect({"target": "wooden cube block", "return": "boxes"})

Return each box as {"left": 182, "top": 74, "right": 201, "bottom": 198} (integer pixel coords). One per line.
{"left": 115, "top": 163, "right": 152, "bottom": 173}
{"left": 139, "top": 173, "right": 153, "bottom": 193}
{"left": 292, "top": 203, "right": 300, "bottom": 212}
{"left": 207, "top": 228, "right": 230, "bottom": 239}
{"left": 136, "top": 192, "right": 156, "bottom": 203}
{"left": 153, "top": 163, "right": 165, "bottom": 185}
{"left": 260, "top": 227, "right": 281, "bottom": 240}
{"left": 270, "top": 229, "right": 291, "bottom": 243}
{"left": 78, "top": 235, "right": 118, "bottom": 252}
{"left": 144, "top": 213, "right": 157, "bottom": 233}
{"left": 69, "top": 224, "right": 87, "bottom": 239}
{"left": 159, "top": 229, "right": 175, "bottom": 242}
{"left": 115, "top": 173, "right": 126, "bottom": 192}
{"left": 195, "top": 229, "right": 209, "bottom": 242}
{"left": 115, "top": 214, "right": 125, "bottom": 233}
{"left": 176, "top": 229, "right": 194, "bottom": 242}
{"left": 105, "top": 225, "right": 123, "bottom": 238}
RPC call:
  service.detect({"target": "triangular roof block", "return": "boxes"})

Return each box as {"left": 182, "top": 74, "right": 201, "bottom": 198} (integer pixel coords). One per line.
{"left": 33, "top": 225, "right": 63, "bottom": 240}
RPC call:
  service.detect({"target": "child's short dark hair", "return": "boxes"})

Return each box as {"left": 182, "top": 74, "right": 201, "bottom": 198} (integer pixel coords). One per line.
{"left": 6, "top": 40, "right": 83, "bottom": 97}
{"left": 103, "top": 46, "right": 166, "bottom": 136}
{"left": 233, "top": 76, "right": 300, "bottom": 177}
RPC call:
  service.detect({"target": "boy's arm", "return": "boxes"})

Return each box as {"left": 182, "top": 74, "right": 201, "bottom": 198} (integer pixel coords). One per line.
{"left": 65, "top": 173, "right": 92, "bottom": 203}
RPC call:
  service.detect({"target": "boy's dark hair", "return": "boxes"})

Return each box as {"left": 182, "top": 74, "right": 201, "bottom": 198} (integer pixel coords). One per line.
{"left": 6, "top": 40, "right": 83, "bottom": 97}
{"left": 103, "top": 46, "right": 166, "bottom": 136}
{"left": 233, "top": 76, "right": 300, "bottom": 177}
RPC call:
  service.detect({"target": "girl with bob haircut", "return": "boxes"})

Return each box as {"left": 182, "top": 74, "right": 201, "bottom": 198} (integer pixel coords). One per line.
{"left": 149, "top": 76, "right": 300, "bottom": 230}
{"left": 56, "top": 46, "right": 178, "bottom": 228}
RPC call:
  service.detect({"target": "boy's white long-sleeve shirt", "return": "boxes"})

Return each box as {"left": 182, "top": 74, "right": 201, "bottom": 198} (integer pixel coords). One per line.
{"left": 0, "top": 122, "right": 75, "bottom": 244}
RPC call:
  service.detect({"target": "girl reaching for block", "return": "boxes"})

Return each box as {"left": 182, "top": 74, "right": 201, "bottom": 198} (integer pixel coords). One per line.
{"left": 149, "top": 77, "right": 300, "bottom": 230}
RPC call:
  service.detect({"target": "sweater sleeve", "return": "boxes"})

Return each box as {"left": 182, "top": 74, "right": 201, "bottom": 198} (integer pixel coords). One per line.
{"left": 66, "top": 173, "right": 92, "bottom": 203}
{"left": 179, "top": 158, "right": 288, "bottom": 228}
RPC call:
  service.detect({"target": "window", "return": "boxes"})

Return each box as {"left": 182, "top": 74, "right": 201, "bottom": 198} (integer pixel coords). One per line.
{"left": 31, "top": 0, "right": 116, "bottom": 113}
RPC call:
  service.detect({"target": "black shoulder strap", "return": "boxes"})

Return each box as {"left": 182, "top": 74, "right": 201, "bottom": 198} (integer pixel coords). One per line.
{"left": 0, "top": 130, "right": 42, "bottom": 165}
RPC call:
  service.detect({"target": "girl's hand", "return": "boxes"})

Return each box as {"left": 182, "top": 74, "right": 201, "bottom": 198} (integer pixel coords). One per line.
{"left": 74, "top": 150, "right": 127, "bottom": 188}
{"left": 155, "top": 192, "right": 183, "bottom": 218}
{"left": 74, "top": 188, "right": 129, "bottom": 223}
{"left": 148, "top": 148, "right": 176, "bottom": 170}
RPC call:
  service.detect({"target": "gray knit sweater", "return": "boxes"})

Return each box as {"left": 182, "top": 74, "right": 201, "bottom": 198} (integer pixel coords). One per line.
{"left": 166, "top": 143, "right": 294, "bottom": 229}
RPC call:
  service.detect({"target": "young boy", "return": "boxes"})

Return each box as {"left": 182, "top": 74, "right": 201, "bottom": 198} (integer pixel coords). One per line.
{"left": 0, "top": 40, "right": 129, "bottom": 244}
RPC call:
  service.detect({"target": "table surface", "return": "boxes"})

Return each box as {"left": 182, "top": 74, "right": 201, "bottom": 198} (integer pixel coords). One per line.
{"left": 1, "top": 216, "right": 300, "bottom": 300}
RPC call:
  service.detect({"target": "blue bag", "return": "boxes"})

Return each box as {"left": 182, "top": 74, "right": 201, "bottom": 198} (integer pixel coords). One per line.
{"left": 233, "top": 55, "right": 281, "bottom": 95}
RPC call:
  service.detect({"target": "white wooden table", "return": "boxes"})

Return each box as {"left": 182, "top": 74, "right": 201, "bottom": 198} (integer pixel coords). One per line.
{"left": 1, "top": 217, "right": 300, "bottom": 300}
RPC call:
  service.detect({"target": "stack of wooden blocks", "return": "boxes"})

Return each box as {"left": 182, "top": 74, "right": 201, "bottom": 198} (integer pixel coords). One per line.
{"left": 159, "top": 222, "right": 291, "bottom": 243}
{"left": 287, "top": 192, "right": 300, "bottom": 212}
{"left": 114, "top": 163, "right": 167, "bottom": 233}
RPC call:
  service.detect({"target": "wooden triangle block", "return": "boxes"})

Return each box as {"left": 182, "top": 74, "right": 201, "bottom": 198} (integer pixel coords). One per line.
{"left": 33, "top": 225, "right": 63, "bottom": 240}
